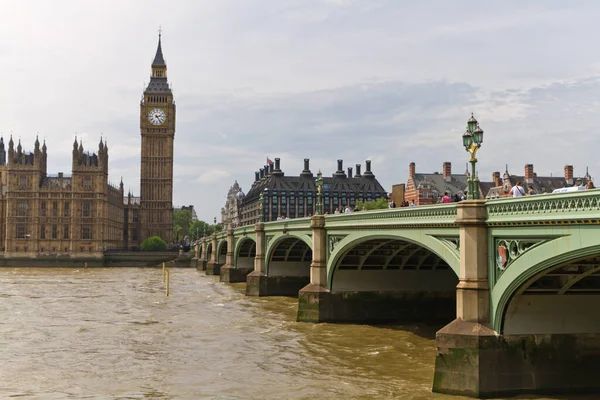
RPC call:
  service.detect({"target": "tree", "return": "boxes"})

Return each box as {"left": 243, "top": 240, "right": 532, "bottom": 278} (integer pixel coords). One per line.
{"left": 141, "top": 236, "right": 168, "bottom": 251}
{"left": 187, "top": 220, "right": 224, "bottom": 241}
{"left": 356, "top": 198, "right": 389, "bottom": 211}
{"left": 173, "top": 209, "right": 192, "bottom": 237}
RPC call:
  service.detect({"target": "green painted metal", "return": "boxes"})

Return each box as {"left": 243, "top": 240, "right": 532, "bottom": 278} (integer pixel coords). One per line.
{"left": 326, "top": 229, "right": 461, "bottom": 289}
{"left": 233, "top": 235, "right": 257, "bottom": 269}
{"left": 222, "top": 190, "right": 600, "bottom": 333}
{"left": 490, "top": 226, "right": 600, "bottom": 333}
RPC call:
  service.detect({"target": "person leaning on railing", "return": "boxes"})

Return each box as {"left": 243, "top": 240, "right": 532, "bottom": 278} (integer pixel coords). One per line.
{"left": 586, "top": 181, "right": 596, "bottom": 190}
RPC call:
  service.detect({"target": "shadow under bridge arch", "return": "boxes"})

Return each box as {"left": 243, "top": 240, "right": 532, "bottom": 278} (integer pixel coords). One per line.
{"left": 216, "top": 239, "right": 227, "bottom": 265}
{"left": 324, "top": 235, "right": 459, "bottom": 323}
{"left": 266, "top": 236, "right": 313, "bottom": 277}
{"left": 234, "top": 237, "right": 256, "bottom": 270}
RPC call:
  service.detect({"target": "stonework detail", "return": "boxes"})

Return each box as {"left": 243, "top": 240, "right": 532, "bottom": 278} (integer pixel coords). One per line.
{"left": 328, "top": 235, "right": 346, "bottom": 253}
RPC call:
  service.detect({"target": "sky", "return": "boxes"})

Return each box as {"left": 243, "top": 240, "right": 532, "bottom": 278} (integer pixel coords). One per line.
{"left": 2, "top": 0, "right": 600, "bottom": 222}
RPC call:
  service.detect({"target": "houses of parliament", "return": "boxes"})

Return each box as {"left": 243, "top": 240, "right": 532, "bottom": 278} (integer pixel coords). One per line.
{"left": 0, "top": 35, "right": 175, "bottom": 257}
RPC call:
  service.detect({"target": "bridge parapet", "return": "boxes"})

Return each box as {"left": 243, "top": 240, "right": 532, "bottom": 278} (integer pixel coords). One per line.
{"left": 325, "top": 204, "right": 458, "bottom": 228}
{"left": 486, "top": 189, "right": 600, "bottom": 225}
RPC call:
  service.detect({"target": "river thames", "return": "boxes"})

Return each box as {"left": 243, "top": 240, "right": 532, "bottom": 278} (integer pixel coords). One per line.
{"left": 0, "top": 268, "right": 593, "bottom": 399}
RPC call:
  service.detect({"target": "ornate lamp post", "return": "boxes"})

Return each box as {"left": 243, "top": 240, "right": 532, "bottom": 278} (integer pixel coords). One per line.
{"left": 462, "top": 113, "right": 484, "bottom": 199}
{"left": 258, "top": 191, "right": 264, "bottom": 222}
{"left": 315, "top": 170, "right": 324, "bottom": 215}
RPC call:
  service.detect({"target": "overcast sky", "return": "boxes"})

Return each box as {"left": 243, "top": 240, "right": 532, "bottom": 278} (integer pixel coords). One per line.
{"left": 2, "top": 1, "right": 600, "bottom": 221}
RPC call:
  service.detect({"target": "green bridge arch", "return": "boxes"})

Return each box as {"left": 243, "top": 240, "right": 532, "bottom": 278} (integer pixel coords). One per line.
{"left": 491, "top": 226, "right": 600, "bottom": 333}
{"left": 326, "top": 230, "right": 460, "bottom": 291}
{"left": 264, "top": 232, "right": 312, "bottom": 275}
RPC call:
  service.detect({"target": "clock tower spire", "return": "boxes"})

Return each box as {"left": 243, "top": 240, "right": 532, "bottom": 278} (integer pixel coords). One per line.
{"left": 139, "top": 31, "right": 175, "bottom": 244}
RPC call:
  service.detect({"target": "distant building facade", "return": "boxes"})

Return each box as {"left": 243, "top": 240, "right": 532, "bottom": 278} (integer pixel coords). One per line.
{"left": 237, "top": 158, "right": 388, "bottom": 226}
{"left": 405, "top": 162, "right": 494, "bottom": 205}
{"left": 403, "top": 161, "right": 593, "bottom": 205}
{"left": 0, "top": 34, "right": 175, "bottom": 256}
{"left": 486, "top": 164, "right": 593, "bottom": 198}
{"left": 221, "top": 181, "right": 245, "bottom": 228}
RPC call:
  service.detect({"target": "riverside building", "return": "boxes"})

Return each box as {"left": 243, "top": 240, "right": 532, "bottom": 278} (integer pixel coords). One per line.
{"left": 0, "top": 34, "right": 175, "bottom": 257}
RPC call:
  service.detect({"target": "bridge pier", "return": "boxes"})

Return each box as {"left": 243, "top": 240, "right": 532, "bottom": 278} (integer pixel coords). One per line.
{"left": 205, "top": 233, "right": 221, "bottom": 275}
{"left": 245, "top": 222, "right": 309, "bottom": 295}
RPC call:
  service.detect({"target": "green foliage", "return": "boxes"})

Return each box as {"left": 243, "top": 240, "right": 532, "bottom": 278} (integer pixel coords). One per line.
{"left": 141, "top": 236, "right": 168, "bottom": 252}
{"left": 173, "top": 209, "right": 192, "bottom": 236}
{"left": 356, "top": 198, "right": 389, "bottom": 210}
{"left": 188, "top": 220, "right": 224, "bottom": 240}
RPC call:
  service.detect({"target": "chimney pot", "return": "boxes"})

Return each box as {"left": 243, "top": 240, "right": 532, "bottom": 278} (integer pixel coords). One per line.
{"left": 564, "top": 165, "right": 574, "bottom": 185}
{"left": 348, "top": 167, "right": 353, "bottom": 178}
{"left": 255, "top": 171, "right": 259, "bottom": 182}
{"left": 275, "top": 158, "right": 281, "bottom": 171}
{"left": 260, "top": 168, "right": 264, "bottom": 179}
{"left": 524, "top": 164, "right": 534, "bottom": 184}
{"left": 355, "top": 164, "right": 362, "bottom": 177}
{"left": 269, "top": 163, "right": 274, "bottom": 173}
{"left": 364, "top": 160, "right": 373, "bottom": 177}
{"left": 443, "top": 162, "right": 452, "bottom": 182}
{"left": 303, "top": 158, "right": 310, "bottom": 172}
{"left": 337, "top": 159, "right": 343, "bottom": 173}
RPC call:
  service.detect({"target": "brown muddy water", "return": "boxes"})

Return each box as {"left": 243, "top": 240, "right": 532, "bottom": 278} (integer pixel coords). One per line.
{"left": 0, "top": 268, "right": 594, "bottom": 399}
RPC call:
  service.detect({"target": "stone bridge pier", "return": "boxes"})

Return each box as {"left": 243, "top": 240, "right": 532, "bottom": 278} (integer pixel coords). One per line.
{"left": 433, "top": 200, "right": 600, "bottom": 398}
{"left": 206, "top": 233, "right": 221, "bottom": 275}
{"left": 246, "top": 222, "right": 311, "bottom": 296}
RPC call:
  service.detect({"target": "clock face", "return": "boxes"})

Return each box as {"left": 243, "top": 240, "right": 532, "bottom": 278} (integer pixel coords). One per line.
{"left": 148, "top": 108, "right": 166, "bottom": 125}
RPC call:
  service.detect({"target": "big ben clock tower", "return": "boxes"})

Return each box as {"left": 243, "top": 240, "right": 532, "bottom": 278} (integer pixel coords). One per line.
{"left": 140, "top": 32, "right": 175, "bottom": 243}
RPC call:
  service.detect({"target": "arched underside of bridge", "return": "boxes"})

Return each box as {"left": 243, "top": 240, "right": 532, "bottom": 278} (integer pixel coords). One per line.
{"left": 248, "top": 236, "right": 312, "bottom": 297}
{"left": 235, "top": 238, "right": 256, "bottom": 270}
{"left": 204, "top": 243, "right": 212, "bottom": 262}
{"left": 502, "top": 253, "right": 600, "bottom": 335}
{"left": 319, "top": 238, "right": 458, "bottom": 323}
{"left": 217, "top": 240, "right": 227, "bottom": 265}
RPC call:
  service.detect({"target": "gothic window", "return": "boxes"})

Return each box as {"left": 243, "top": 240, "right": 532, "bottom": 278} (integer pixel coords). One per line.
{"left": 83, "top": 176, "right": 92, "bottom": 190}
{"left": 64, "top": 201, "right": 70, "bottom": 217}
{"left": 81, "top": 225, "right": 92, "bottom": 240}
{"left": 17, "top": 200, "right": 28, "bottom": 217}
{"left": 40, "top": 224, "right": 45, "bottom": 239}
{"left": 41, "top": 201, "right": 46, "bottom": 217}
{"left": 52, "top": 201, "right": 58, "bottom": 217}
{"left": 132, "top": 229, "right": 138, "bottom": 241}
{"left": 52, "top": 225, "right": 57, "bottom": 240}
{"left": 63, "top": 225, "right": 69, "bottom": 240}
{"left": 132, "top": 210, "right": 139, "bottom": 223}
{"left": 16, "top": 224, "right": 26, "bottom": 239}
{"left": 82, "top": 201, "right": 91, "bottom": 217}
{"left": 19, "top": 175, "right": 27, "bottom": 188}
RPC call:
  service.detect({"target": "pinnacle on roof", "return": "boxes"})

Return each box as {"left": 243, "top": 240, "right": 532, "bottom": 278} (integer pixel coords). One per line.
{"left": 152, "top": 32, "right": 166, "bottom": 67}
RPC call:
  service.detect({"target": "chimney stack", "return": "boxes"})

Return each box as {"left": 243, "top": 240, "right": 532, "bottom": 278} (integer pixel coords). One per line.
{"left": 524, "top": 164, "right": 534, "bottom": 184}
{"left": 301, "top": 158, "right": 313, "bottom": 177}
{"left": 260, "top": 168, "right": 265, "bottom": 179}
{"left": 347, "top": 167, "right": 353, "bottom": 178}
{"left": 355, "top": 164, "right": 362, "bottom": 177}
{"left": 269, "top": 163, "right": 274, "bottom": 174}
{"left": 564, "top": 165, "right": 574, "bottom": 185}
{"left": 255, "top": 171, "right": 259, "bottom": 182}
{"left": 335, "top": 159, "right": 346, "bottom": 177}
{"left": 364, "top": 160, "right": 374, "bottom": 177}
{"left": 442, "top": 162, "right": 452, "bottom": 182}
{"left": 492, "top": 171, "right": 501, "bottom": 187}
{"left": 275, "top": 158, "right": 281, "bottom": 171}
{"left": 409, "top": 162, "right": 416, "bottom": 178}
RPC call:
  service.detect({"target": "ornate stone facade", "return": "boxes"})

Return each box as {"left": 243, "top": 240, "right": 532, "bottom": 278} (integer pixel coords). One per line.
{"left": 0, "top": 34, "right": 175, "bottom": 256}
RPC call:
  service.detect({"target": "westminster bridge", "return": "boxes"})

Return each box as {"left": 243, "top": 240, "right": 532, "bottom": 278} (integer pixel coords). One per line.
{"left": 194, "top": 189, "right": 600, "bottom": 398}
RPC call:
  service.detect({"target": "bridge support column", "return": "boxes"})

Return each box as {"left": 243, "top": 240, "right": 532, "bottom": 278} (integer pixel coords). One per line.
{"left": 197, "top": 241, "right": 207, "bottom": 271}
{"left": 206, "top": 233, "right": 220, "bottom": 275}
{"left": 297, "top": 215, "right": 333, "bottom": 322}
{"left": 433, "top": 200, "right": 499, "bottom": 397}
{"left": 221, "top": 229, "right": 251, "bottom": 282}
{"left": 191, "top": 242, "right": 200, "bottom": 269}
{"left": 246, "top": 222, "right": 267, "bottom": 296}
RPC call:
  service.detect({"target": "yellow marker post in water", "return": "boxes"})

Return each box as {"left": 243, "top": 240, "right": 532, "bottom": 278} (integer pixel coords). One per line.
{"left": 165, "top": 268, "right": 170, "bottom": 297}
{"left": 84, "top": 262, "right": 88, "bottom": 269}
{"left": 162, "top": 262, "right": 166, "bottom": 282}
